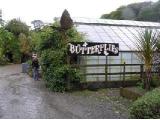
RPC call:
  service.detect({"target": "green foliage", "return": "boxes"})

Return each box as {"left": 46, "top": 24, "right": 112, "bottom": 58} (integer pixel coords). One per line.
{"left": 38, "top": 16, "right": 83, "bottom": 92}
{"left": 26, "top": 59, "right": 32, "bottom": 66}
{"left": 19, "top": 33, "right": 31, "bottom": 54}
{"left": 30, "top": 18, "right": 83, "bottom": 53}
{"left": 29, "top": 26, "right": 52, "bottom": 53}
{"left": 43, "top": 64, "right": 81, "bottom": 92}
{"left": 60, "top": 9, "right": 73, "bottom": 30}
{"left": 151, "top": 80, "right": 160, "bottom": 87}
{"left": 0, "top": 46, "right": 8, "bottom": 65}
{"left": 100, "top": 1, "right": 160, "bottom": 22}
{"left": 0, "top": 19, "right": 32, "bottom": 63}
{"left": 137, "top": 1, "right": 160, "bottom": 21}
{"left": 137, "top": 7, "right": 155, "bottom": 21}
{"left": 135, "top": 29, "right": 157, "bottom": 64}
{"left": 40, "top": 49, "right": 81, "bottom": 92}
{"left": 134, "top": 29, "right": 158, "bottom": 90}
{"left": 101, "top": 7, "right": 124, "bottom": 19}
{"left": 38, "top": 25, "right": 83, "bottom": 51}
{"left": 66, "top": 27, "right": 84, "bottom": 42}
{"left": 38, "top": 27, "right": 62, "bottom": 51}
{"left": 30, "top": 31, "right": 43, "bottom": 52}
{"left": 136, "top": 81, "right": 144, "bottom": 90}
{"left": 0, "top": 28, "right": 15, "bottom": 54}
{"left": 5, "top": 19, "right": 29, "bottom": 36}
{"left": 30, "top": 25, "right": 59, "bottom": 53}
{"left": 137, "top": 74, "right": 160, "bottom": 90}
{"left": 0, "top": 27, "right": 17, "bottom": 64}
{"left": 40, "top": 49, "right": 66, "bottom": 70}
{"left": 130, "top": 87, "right": 160, "bottom": 118}
{"left": 26, "top": 59, "right": 33, "bottom": 76}
{"left": 150, "top": 78, "right": 160, "bottom": 87}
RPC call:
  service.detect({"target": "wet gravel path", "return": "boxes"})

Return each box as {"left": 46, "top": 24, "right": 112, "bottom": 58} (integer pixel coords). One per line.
{"left": 0, "top": 64, "right": 130, "bottom": 119}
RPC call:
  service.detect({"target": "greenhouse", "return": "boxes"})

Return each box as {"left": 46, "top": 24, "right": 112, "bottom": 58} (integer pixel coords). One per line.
{"left": 72, "top": 18, "right": 160, "bottom": 82}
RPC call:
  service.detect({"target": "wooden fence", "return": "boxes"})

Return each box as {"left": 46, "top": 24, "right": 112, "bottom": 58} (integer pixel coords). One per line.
{"left": 71, "top": 63, "right": 159, "bottom": 88}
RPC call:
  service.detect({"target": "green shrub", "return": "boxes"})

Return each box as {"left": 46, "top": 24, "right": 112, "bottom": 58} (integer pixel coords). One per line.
{"left": 38, "top": 18, "right": 84, "bottom": 92}
{"left": 42, "top": 62, "right": 81, "bottom": 92}
{"left": 151, "top": 79, "right": 160, "bottom": 87}
{"left": 0, "top": 56, "right": 8, "bottom": 65}
{"left": 43, "top": 65, "right": 66, "bottom": 92}
{"left": 26, "top": 60, "right": 32, "bottom": 76}
{"left": 150, "top": 74, "right": 160, "bottom": 87}
{"left": 130, "top": 87, "right": 160, "bottom": 119}
{"left": 40, "top": 49, "right": 81, "bottom": 92}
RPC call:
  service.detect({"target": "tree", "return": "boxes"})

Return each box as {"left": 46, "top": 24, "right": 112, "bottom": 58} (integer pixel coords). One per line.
{"left": 5, "top": 19, "right": 29, "bottom": 36}
{"left": 30, "top": 31, "right": 42, "bottom": 52}
{"left": 4, "top": 19, "right": 32, "bottom": 63}
{"left": 60, "top": 9, "right": 73, "bottom": 30}
{"left": 121, "top": 7, "right": 136, "bottom": 20}
{"left": 128, "top": 2, "right": 152, "bottom": 17}
{"left": 100, "top": 1, "right": 157, "bottom": 21}
{"left": 135, "top": 29, "right": 158, "bottom": 90}
{"left": 31, "top": 20, "right": 44, "bottom": 30}
{"left": 137, "top": 1, "right": 160, "bottom": 21}
{"left": 101, "top": 6, "right": 125, "bottom": 19}
{"left": 19, "top": 33, "right": 30, "bottom": 54}
{"left": 0, "top": 27, "right": 20, "bottom": 63}
{"left": 39, "top": 12, "right": 83, "bottom": 91}
{"left": 36, "top": 25, "right": 55, "bottom": 51}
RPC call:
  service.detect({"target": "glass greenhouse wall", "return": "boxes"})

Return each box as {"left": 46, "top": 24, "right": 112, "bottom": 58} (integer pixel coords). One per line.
{"left": 79, "top": 51, "right": 141, "bottom": 82}
{"left": 74, "top": 18, "right": 160, "bottom": 82}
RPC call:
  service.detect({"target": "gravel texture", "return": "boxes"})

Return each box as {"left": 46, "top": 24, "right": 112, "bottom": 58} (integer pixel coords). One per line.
{"left": 0, "top": 64, "right": 131, "bottom": 119}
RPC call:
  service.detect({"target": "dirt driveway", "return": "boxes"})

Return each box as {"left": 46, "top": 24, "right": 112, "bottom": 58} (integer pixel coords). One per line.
{"left": 0, "top": 64, "right": 130, "bottom": 119}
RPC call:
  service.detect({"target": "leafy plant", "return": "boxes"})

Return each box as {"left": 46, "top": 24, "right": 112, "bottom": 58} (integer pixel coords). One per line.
{"left": 39, "top": 19, "right": 83, "bottom": 91}
{"left": 0, "top": 27, "right": 19, "bottom": 63}
{"left": 130, "top": 87, "right": 160, "bottom": 118}
{"left": 101, "top": 1, "right": 160, "bottom": 22}
{"left": 60, "top": 9, "right": 73, "bottom": 30}
{"left": 134, "top": 29, "right": 158, "bottom": 90}
{"left": 5, "top": 18, "right": 29, "bottom": 36}
{"left": 40, "top": 49, "right": 81, "bottom": 92}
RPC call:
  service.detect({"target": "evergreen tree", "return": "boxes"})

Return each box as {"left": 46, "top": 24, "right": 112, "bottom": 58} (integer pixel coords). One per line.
{"left": 60, "top": 9, "right": 73, "bottom": 30}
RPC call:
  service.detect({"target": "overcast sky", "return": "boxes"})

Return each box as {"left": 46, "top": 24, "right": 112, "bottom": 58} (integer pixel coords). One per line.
{"left": 0, "top": 0, "right": 158, "bottom": 25}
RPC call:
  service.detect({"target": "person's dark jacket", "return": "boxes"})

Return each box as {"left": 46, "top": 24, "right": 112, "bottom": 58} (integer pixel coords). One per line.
{"left": 32, "top": 59, "right": 39, "bottom": 69}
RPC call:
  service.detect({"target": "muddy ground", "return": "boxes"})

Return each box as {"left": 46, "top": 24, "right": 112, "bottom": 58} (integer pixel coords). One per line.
{"left": 0, "top": 64, "right": 132, "bottom": 119}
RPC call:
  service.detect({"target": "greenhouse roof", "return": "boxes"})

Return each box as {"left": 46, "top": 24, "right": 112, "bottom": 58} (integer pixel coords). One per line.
{"left": 73, "top": 18, "right": 160, "bottom": 51}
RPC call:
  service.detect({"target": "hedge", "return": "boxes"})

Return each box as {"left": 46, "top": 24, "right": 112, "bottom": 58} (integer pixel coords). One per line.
{"left": 129, "top": 87, "right": 160, "bottom": 119}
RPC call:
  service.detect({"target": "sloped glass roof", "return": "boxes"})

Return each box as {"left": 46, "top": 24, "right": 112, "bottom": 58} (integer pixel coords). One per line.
{"left": 73, "top": 18, "right": 160, "bottom": 51}
{"left": 73, "top": 17, "right": 160, "bottom": 28}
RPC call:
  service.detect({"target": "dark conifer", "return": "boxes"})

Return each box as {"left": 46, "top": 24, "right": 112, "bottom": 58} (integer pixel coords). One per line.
{"left": 60, "top": 9, "right": 73, "bottom": 30}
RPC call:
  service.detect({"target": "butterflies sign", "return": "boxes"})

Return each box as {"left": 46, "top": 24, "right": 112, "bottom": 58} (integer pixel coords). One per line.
{"left": 68, "top": 42, "right": 119, "bottom": 56}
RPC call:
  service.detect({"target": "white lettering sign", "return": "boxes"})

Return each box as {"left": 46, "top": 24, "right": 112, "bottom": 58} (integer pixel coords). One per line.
{"left": 68, "top": 42, "right": 119, "bottom": 56}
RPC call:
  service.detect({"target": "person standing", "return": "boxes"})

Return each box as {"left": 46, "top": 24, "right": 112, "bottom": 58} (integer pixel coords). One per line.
{"left": 32, "top": 56, "right": 39, "bottom": 81}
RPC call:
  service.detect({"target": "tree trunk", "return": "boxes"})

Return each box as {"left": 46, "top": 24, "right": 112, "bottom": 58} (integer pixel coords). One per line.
{"left": 145, "top": 69, "right": 151, "bottom": 90}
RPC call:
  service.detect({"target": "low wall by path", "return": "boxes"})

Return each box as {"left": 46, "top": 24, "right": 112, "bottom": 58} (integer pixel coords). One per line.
{"left": 120, "top": 87, "right": 146, "bottom": 100}
{"left": 72, "top": 80, "right": 139, "bottom": 91}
